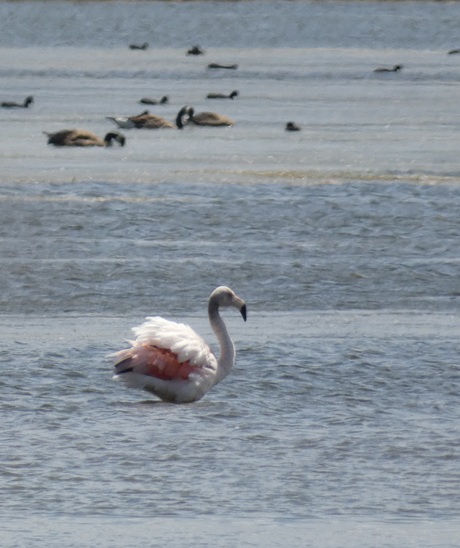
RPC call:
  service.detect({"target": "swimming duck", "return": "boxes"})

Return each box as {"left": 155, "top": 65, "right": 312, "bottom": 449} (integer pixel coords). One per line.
{"left": 373, "top": 64, "right": 403, "bottom": 73}
{"left": 187, "top": 45, "right": 204, "bottom": 56}
{"left": 139, "top": 96, "right": 169, "bottom": 105}
{"left": 285, "top": 122, "right": 301, "bottom": 132}
{"left": 1, "top": 95, "right": 34, "bottom": 108}
{"left": 176, "top": 106, "right": 234, "bottom": 128}
{"left": 44, "top": 129, "right": 126, "bottom": 147}
{"left": 129, "top": 42, "right": 149, "bottom": 50}
{"left": 206, "top": 91, "right": 239, "bottom": 100}
{"left": 207, "top": 63, "right": 238, "bottom": 70}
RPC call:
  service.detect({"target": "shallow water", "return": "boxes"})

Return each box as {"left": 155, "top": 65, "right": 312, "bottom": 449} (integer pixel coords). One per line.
{"left": 1, "top": 1, "right": 460, "bottom": 547}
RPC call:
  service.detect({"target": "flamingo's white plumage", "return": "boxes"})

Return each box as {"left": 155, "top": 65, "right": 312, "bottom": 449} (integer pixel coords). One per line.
{"left": 112, "top": 286, "right": 247, "bottom": 403}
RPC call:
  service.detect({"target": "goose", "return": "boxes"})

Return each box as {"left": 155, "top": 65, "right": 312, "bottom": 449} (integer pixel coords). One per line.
{"left": 106, "top": 116, "right": 136, "bottom": 129}
{"left": 139, "top": 95, "right": 169, "bottom": 105}
{"left": 373, "top": 64, "right": 403, "bottom": 73}
{"left": 187, "top": 45, "right": 205, "bottom": 56}
{"left": 207, "top": 63, "right": 238, "bottom": 70}
{"left": 129, "top": 42, "right": 149, "bottom": 50}
{"left": 107, "top": 111, "right": 175, "bottom": 130}
{"left": 285, "top": 122, "right": 301, "bottom": 132}
{"left": 44, "top": 129, "right": 126, "bottom": 147}
{"left": 111, "top": 286, "right": 247, "bottom": 403}
{"left": 206, "top": 91, "right": 239, "bottom": 100}
{"left": 1, "top": 96, "right": 34, "bottom": 108}
{"left": 127, "top": 110, "right": 176, "bottom": 129}
{"left": 176, "top": 106, "right": 234, "bottom": 128}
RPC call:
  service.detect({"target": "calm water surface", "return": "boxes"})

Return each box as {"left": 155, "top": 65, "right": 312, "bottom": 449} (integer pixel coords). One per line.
{"left": 0, "top": 1, "right": 460, "bottom": 546}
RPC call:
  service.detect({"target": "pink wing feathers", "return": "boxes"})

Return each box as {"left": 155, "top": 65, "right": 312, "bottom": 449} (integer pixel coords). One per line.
{"left": 112, "top": 316, "right": 218, "bottom": 382}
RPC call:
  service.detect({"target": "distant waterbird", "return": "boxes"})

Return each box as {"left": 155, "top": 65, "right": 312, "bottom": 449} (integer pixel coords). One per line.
{"left": 285, "top": 122, "right": 301, "bottom": 132}
{"left": 107, "top": 110, "right": 175, "bottom": 129}
{"left": 176, "top": 105, "right": 234, "bottom": 128}
{"left": 129, "top": 42, "right": 149, "bottom": 50}
{"left": 373, "top": 64, "right": 403, "bottom": 73}
{"left": 1, "top": 95, "right": 34, "bottom": 108}
{"left": 44, "top": 129, "right": 126, "bottom": 147}
{"left": 206, "top": 91, "right": 239, "bottom": 100}
{"left": 187, "top": 45, "right": 205, "bottom": 56}
{"left": 106, "top": 116, "right": 136, "bottom": 129}
{"left": 139, "top": 96, "right": 169, "bottom": 105}
{"left": 207, "top": 63, "right": 238, "bottom": 70}
{"left": 126, "top": 110, "right": 176, "bottom": 129}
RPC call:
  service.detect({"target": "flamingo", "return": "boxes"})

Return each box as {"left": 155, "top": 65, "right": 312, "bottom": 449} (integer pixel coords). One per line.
{"left": 112, "top": 286, "right": 247, "bottom": 403}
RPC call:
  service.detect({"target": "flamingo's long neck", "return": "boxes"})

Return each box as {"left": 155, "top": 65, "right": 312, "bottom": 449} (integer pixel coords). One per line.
{"left": 208, "top": 301, "right": 235, "bottom": 384}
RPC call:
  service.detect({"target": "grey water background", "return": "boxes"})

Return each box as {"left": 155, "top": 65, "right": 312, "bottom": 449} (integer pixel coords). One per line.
{"left": 1, "top": 1, "right": 460, "bottom": 546}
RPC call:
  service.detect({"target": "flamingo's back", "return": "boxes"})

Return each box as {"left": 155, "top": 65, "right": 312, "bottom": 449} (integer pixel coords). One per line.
{"left": 111, "top": 316, "right": 218, "bottom": 402}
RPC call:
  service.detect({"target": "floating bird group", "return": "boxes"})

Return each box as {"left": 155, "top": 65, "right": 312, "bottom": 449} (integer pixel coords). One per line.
{"left": 8, "top": 46, "right": 460, "bottom": 143}
{"left": 112, "top": 286, "right": 247, "bottom": 403}
{"left": 3, "top": 43, "right": 306, "bottom": 143}
{"left": 7, "top": 42, "right": 384, "bottom": 153}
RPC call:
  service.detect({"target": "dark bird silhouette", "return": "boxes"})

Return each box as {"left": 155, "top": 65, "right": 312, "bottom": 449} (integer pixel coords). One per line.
{"left": 139, "top": 96, "right": 169, "bottom": 105}
{"left": 285, "top": 122, "right": 301, "bottom": 132}
{"left": 129, "top": 42, "right": 149, "bottom": 50}
{"left": 206, "top": 91, "right": 239, "bottom": 100}
{"left": 1, "top": 95, "right": 34, "bottom": 108}
{"left": 187, "top": 45, "right": 204, "bottom": 56}
{"left": 373, "top": 64, "right": 403, "bottom": 73}
{"left": 207, "top": 63, "right": 238, "bottom": 70}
